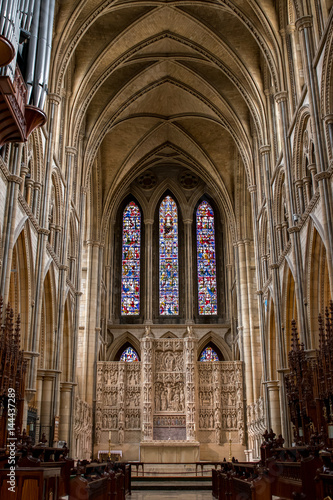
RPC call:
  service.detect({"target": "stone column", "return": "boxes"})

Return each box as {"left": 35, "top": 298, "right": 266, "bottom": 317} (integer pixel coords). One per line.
{"left": 40, "top": 371, "right": 56, "bottom": 444}
{"left": 69, "top": 186, "right": 86, "bottom": 454}
{"left": 141, "top": 328, "right": 154, "bottom": 441}
{"left": 20, "top": 163, "right": 29, "bottom": 195}
{"left": 266, "top": 381, "right": 282, "bottom": 436}
{"left": 184, "top": 327, "right": 197, "bottom": 441}
{"left": 0, "top": 143, "right": 23, "bottom": 302}
{"left": 25, "top": 179, "right": 34, "bottom": 207}
{"left": 248, "top": 184, "right": 270, "bottom": 428}
{"left": 275, "top": 92, "right": 309, "bottom": 348}
{"left": 59, "top": 382, "right": 73, "bottom": 444}
{"left": 107, "top": 219, "right": 115, "bottom": 322}
{"left": 32, "top": 181, "right": 42, "bottom": 218}
{"left": 259, "top": 144, "right": 290, "bottom": 442}
{"left": 28, "top": 93, "right": 61, "bottom": 402}
{"left": 52, "top": 147, "right": 77, "bottom": 445}
{"left": 144, "top": 219, "right": 154, "bottom": 323}
{"left": 236, "top": 240, "right": 253, "bottom": 404}
{"left": 184, "top": 219, "right": 194, "bottom": 323}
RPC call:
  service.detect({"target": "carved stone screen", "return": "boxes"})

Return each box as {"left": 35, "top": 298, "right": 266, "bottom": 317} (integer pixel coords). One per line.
{"left": 95, "top": 335, "right": 244, "bottom": 451}
{"left": 153, "top": 339, "right": 186, "bottom": 440}
{"left": 198, "top": 361, "right": 244, "bottom": 444}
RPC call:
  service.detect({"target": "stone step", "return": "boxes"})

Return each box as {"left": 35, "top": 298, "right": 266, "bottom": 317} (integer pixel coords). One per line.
{"left": 131, "top": 478, "right": 212, "bottom": 490}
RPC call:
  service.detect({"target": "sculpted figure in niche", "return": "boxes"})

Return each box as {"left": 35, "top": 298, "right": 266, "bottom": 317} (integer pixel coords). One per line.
{"left": 227, "top": 413, "right": 232, "bottom": 428}
{"left": 155, "top": 391, "right": 161, "bottom": 411}
{"left": 179, "top": 390, "right": 185, "bottom": 411}
{"left": 172, "top": 391, "right": 180, "bottom": 411}
{"left": 95, "top": 428, "right": 101, "bottom": 445}
{"left": 165, "top": 352, "right": 174, "bottom": 371}
{"left": 161, "top": 391, "right": 167, "bottom": 411}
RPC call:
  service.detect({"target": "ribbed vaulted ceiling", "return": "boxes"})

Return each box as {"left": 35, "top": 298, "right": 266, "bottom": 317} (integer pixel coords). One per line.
{"left": 50, "top": 0, "right": 283, "bottom": 228}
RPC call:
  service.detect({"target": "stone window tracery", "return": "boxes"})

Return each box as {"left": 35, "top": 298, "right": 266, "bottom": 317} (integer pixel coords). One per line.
{"left": 199, "top": 346, "right": 219, "bottom": 361}
{"left": 196, "top": 201, "right": 217, "bottom": 315}
{"left": 159, "top": 195, "right": 179, "bottom": 315}
{"left": 120, "top": 346, "right": 139, "bottom": 362}
{"left": 121, "top": 201, "right": 141, "bottom": 316}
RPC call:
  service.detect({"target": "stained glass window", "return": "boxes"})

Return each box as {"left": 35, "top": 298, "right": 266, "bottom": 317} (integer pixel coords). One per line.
{"left": 196, "top": 201, "right": 217, "bottom": 315}
{"left": 159, "top": 196, "right": 179, "bottom": 315}
{"left": 200, "top": 347, "right": 219, "bottom": 362}
{"left": 120, "top": 347, "right": 139, "bottom": 362}
{"left": 121, "top": 202, "right": 141, "bottom": 315}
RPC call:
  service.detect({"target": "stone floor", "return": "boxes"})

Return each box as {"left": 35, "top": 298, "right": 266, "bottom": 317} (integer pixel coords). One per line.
{"left": 130, "top": 492, "right": 213, "bottom": 499}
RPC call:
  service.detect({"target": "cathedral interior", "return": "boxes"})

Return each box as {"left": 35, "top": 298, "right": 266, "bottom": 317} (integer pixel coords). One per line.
{"left": 0, "top": 0, "right": 333, "bottom": 468}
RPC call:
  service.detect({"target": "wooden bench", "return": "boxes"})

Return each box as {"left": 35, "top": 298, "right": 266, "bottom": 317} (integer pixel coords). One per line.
{"left": 0, "top": 466, "right": 62, "bottom": 500}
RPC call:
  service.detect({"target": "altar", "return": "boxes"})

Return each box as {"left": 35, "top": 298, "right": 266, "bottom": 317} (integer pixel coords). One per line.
{"left": 140, "top": 441, "right": 200, "bottom": 463}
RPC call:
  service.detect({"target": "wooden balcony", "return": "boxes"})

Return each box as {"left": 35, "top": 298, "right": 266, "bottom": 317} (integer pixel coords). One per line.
{"left": 0, "top": 38, "right": 46, "bottom": 146}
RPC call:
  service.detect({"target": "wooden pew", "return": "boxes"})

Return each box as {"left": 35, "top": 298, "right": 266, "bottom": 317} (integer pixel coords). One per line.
{"left": 212, "top": 462, "right": 270, "bottom": 500}
{"left": 266, "top": 447, "right": 321, "bottom": 500}
{"left": 0, "top": 466, "right": 62, "bottom": 500}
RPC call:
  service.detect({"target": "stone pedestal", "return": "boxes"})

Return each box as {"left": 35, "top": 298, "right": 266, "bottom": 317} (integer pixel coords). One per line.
{"left": 140, "top": 440, "right": 200, "bottom": 463}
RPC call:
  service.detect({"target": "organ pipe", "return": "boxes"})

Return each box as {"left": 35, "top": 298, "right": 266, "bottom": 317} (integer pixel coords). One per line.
{"left": 0, "top": 0, "right": 55, "bottom": 108}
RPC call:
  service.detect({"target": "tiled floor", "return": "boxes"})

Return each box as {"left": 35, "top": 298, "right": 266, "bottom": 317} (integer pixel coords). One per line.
{"left": 130, "top": 493, "right": 213, "bottom": 500}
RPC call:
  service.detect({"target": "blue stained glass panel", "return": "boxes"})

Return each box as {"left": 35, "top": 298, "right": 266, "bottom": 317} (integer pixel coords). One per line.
{"left": 197, "top": 201, "right": 218, "bottom": 315}
{"left": 120, "top": 347, "right": 139, "bottom": 362}
{"left": 159, "top": 196, "right": 179, "bottom": 315}
{"left": 121, "top": 202, "right": 141, "bottom": 315}
{"left": 200, "top": 347, "right": 219, "bottom": 362}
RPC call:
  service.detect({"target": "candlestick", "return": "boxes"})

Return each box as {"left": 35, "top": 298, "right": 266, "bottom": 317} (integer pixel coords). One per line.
{"left": 229, "top": 432, "right": 232, "bottom": 462}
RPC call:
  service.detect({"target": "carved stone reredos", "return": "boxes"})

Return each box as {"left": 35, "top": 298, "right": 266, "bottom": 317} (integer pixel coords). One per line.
{"left": 96, "top": 341, "right": 244, "bottom": 446}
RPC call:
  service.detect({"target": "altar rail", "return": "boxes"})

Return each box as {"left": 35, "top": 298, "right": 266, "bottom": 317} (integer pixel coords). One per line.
{"left": 128, "top": 461, "right": 224, "bottom": 476}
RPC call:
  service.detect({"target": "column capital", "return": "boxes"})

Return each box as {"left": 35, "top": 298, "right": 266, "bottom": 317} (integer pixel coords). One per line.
{"left": 183, "top": 218, "right": 193, "bottom": 225}
{"left": 248, "top": 184, "right": 257, "bottom": 193}
{"left": 86, "top": 239, "right": 101, "bottom": 247}
{"left": 60, "top": 381, "right": 75, "bottom": 391}
{"left": 259, "top": 145, "right": 271, "bottom": 156}
{"left": 274, "top": 91, "right": 288, "bottom": 104}
{"left": 288, "top": 226, "right": 300, "bottom": 234}
{"left": 295, "top": 179, "right": 303, "bottom": 188}
{"left": 265, "top": 380, "right": 280, "bottom": 390}
{"left": 324, "top": 114, "right": 333, "bottom": 125}
{"left": 315, "top": 170, "right": 331, "bottom": 182}
{"left": 47, "top": 93, "right": 62, "bottom": 106}
{"left": 20, "top": 164, "right": 29, "bottom": 176}
{"left": 8, "top": 174, "right": 23, "bottom": 185}
{"left": 144, "top": 219, "right": 154, "bottom": 225}
{"left": 34, "top": 181, "right": 43, "bottom": 190}
{"left": 286, "top": 24, "right": 296, "bottom": 35}
{"left": 81, "top": 186, "right": 88, "bottom": 195}
{"left": 65, "top": 146, "right": 78, "bottom": 156}
{"left": 295, "top": 15, "right": 313, "bottom": 32}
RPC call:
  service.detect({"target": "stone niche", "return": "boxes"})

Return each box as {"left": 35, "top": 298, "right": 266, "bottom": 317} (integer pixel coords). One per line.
{"left": 95, "top": 334, "right": 244, "bottom": 461}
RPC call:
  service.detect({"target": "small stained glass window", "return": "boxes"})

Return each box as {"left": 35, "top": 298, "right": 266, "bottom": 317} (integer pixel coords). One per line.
{"left": 121, "top": 201, "right": 141, "bottom": 315}
{"left": 196, "top": 201, "right": 217, "bottom": 315}
{"left": 200, "top": 347, "right": 219, "bottom": 362}
{"left": 120, "top": 347, "right": 139, "bottom": 362}
{"left": 159, "top": 195, "right": 179, "bottom": 315}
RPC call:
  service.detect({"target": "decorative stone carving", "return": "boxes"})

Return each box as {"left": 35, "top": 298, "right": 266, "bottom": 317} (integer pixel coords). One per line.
{"left": 198, "top": 361, "right": 244, "bottom": 444}
{"left": 74, "top": 396, "right": 92, "bottom": 459}
{"left": 247, "top": 396, "right": 266, "bottom": 457}
{"left": 96, "top": 344, "right": 244, "bottom": 448}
